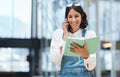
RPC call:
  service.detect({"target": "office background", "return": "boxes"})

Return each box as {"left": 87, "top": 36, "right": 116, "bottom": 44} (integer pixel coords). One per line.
{"left": 0, "top": 0, "right": 120, "bottom": 77}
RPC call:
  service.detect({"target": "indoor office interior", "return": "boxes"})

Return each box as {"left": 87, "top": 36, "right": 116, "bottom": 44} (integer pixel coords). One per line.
{"left": 0, "top": 0, "right": 120, "bottom": 77}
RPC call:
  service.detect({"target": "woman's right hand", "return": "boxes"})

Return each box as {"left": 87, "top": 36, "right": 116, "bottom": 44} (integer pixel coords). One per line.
{"left": 62, "top": 19, "right": 69, "bottom": 41}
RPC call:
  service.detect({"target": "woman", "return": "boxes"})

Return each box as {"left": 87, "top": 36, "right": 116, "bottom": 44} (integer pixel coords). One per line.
{"left": 50, "top": 3, "right": 96, "bottom": 77}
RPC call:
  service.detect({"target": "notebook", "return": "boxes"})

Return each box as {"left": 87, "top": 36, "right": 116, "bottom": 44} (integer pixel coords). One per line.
{"left": 64, "top": 37, "right": 100, "bottom": 57}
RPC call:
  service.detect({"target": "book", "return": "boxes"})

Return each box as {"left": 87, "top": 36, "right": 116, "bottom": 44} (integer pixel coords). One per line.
{"left": 64, "top": 37, "right": 100, "bottom": 57}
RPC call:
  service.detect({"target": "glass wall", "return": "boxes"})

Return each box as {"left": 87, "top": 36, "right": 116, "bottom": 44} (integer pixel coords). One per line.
{"left": 0, "top": 48, "right": 29, "bottom": 72}
{"left": 0, "top": 0, "right": 31, "bottom": 38}
{"left": 0, "top": 0, "right": 31, "bottom": 72}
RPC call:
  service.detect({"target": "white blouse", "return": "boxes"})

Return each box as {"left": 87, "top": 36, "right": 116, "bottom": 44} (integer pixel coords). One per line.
{"left": 49, "top": 28, "right": 97, "bottom": 71}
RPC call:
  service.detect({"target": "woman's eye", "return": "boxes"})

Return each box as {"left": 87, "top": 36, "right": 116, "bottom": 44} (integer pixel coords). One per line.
{"left": 75, "top": 15, "right": 79, "bottom": 18}
{"left": 68, "top": 16, "right": 72, "bottom": 18}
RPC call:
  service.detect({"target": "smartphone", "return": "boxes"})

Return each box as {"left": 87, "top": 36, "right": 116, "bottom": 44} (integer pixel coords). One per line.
{"left": 66, "top": 21, "right": 70, "bottom": 32}
{"left": 67, "top": 23, "right": 70, "bottom": 32}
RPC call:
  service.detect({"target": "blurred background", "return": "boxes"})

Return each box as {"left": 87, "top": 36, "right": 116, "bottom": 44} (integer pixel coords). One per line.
{"left": 0, "top": 0, "right": 120, "bottom": 77}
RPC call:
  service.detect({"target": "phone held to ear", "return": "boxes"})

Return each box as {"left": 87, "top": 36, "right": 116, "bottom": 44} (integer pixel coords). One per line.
{"left": 67, "top": 23, "right": 70, "bottom": 32}
{"left": 66, "top": 22, "right": 70, "bottom": 32}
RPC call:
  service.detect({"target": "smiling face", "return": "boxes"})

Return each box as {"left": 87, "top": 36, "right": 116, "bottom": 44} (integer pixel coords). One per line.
{"left": 67, "top": 9, "right": 82, "bottom": 33}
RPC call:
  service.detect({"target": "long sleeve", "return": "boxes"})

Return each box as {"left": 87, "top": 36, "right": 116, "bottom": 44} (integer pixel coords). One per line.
{"left": 84, "top": 30, "right": 97, "bottom": 70}
{"left": 49, "top": 29, "right": 65, "bottom": 68}
{"left": 84, "top": 54, "right": 96, "bottom": 70}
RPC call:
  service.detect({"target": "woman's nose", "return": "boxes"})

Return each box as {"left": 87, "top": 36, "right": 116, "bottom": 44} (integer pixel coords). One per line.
{"left": 72, "top": 17, "right": 76, "bottom": 22}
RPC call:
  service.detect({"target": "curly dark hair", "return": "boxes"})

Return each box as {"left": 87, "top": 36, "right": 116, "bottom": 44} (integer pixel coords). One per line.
{"left": 65, "top": 3, "right": 88, "bottom": 29}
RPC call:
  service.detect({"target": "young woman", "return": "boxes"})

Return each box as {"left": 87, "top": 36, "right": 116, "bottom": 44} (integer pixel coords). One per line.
{"left": 50, "top": 3, "right": 96, "bottom": 77}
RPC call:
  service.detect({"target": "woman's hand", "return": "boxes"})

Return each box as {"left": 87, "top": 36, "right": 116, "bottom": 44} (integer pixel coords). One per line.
{"left": 70, "top": 42, "right": 89, "bottom": 59}
{"left": 62, "top": 19, "right": 69, "bottom": 41}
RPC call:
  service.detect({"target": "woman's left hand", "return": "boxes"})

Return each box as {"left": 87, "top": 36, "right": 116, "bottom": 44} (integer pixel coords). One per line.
{"left": 70, "top": 42, "right": 89, "bottom": 59}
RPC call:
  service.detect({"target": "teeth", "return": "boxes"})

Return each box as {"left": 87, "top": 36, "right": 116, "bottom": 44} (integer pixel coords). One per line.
{"left": 73, "top": 23, "right": 76, "bottom": 24}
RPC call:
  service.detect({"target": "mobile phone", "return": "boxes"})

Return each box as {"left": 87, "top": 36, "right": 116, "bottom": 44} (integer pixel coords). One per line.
{"left": 66, "top": 20, "right": 70, "bottom": 32}
{"left": 67, "top": 23, "right": 70, "bottom": 32}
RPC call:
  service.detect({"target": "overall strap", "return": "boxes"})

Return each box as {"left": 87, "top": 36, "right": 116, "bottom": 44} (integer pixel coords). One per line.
{"left": 82, "top": 29, "right": 86, "bottom": 37}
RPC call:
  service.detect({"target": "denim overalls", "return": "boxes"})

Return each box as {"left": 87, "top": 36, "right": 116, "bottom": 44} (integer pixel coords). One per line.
{"left": 58, "top": 29, "right": 96, "bottom": 77}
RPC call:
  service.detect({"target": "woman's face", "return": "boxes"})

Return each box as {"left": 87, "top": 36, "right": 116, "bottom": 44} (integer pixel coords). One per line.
{"left": 67, "top": 9, "right": 82, "bottom": 33}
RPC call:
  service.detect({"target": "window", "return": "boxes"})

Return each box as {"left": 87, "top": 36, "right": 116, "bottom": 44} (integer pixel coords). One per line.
{"left": 0, "top": 0, "right": 31, "bottom": 72}
{"left": 0, "top": 0, "right": 31, "bottom": 38}
{"left": 0, "top": 48, "right": 29, "bottom": 72}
